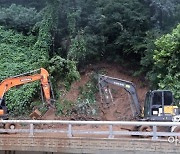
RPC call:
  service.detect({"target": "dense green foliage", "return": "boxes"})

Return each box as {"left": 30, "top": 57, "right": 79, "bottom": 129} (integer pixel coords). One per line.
{"left": 0, "top": 4, "right": 42, "bottom": 34}
{"left": 151, "top": 24, "right": 180, "bottom": 99}
{"left": 0, "top": 27, "right": 38, "bottom": 114}
{"left": 0, "top": 0, "right": 179, "bottom": 115}
{"left": 0, "top": 1, "right": 57, "bottom": 115}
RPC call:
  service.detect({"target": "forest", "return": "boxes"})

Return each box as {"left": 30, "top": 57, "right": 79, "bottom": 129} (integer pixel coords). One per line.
{"left": 0, "top": 0, "right": 179, "bottom": 116}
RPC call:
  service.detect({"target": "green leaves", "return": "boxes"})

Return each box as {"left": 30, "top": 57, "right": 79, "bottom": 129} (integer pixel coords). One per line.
{"left": 49, "top": 55, "right": 80, "bottom": 90}
{"left": 0, "top": 27, "right": 42, "bottom": 114}
{"left": 6, "top": 82, "right": 39, "bottom": 116}
{"left": 68, "top": 30, "right": 87, "bottom": 64}
{"left": 0, "top": 4, "right": 42, "bottom": 33}
{"left": 151, "top": 24, "right": 180, "bottom": 99}
{"left": 0, "top": 1, "right": 59, "bottom": 115}
{"left": 0, "top": 27, "right": 36, "bottom": 79}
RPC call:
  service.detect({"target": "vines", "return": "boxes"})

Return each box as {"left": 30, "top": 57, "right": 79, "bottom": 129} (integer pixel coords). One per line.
{"left": 32, "top": 0, "right": 59, "bottom": 67}
{"left": 0, "top": 1, "right": 59, "bottom": 115}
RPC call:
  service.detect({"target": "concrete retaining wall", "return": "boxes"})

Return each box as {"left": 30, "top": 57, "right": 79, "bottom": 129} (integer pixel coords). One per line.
{"left": 0, "top": 135, "right": 179, "bottom": 154}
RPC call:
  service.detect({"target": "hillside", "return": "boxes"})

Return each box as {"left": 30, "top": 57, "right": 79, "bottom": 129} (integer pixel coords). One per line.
{"left": 0, "top": 0, "right": 179, "bottom": 119}
{"left": 56, "top": 62, "right": 149, "bottom": 121}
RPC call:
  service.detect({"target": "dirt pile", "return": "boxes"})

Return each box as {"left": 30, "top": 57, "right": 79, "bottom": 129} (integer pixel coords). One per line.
{"left": 95, "top": 63, "right": 148, "bottom": 121}
{"left": 59, "top": 62, "right": 149, "bottom": 121}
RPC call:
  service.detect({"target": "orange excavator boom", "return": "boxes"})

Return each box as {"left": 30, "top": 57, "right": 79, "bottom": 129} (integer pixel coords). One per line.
{"left": 0, "top": 68, "right": 53, "bottom": 119}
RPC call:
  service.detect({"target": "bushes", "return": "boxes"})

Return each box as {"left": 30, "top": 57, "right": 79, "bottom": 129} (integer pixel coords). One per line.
{"left": 150, "top": 24, "right": 180, "bottom": 99}
{"left": 0, "top": 26, "right": 40, "bottom": 114}
{"left": 0, "top": 26, "right": 36, "bottom": 79}
{"left": 49, "top": 55, "right": 80, "bottom": 90}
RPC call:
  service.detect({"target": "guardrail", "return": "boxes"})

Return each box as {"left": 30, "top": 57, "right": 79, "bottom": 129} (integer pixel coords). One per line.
{"left": 0, "top": 120, "right": 180, "bottom": 140}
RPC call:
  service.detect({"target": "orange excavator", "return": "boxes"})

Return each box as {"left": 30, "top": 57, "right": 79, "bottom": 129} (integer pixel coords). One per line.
{"left": 0, "top": 68, "right": 54, "bottom": 122}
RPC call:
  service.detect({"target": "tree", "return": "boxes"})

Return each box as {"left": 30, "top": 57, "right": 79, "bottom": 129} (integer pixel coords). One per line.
{"left": 150, "top": 24, "right": 180, "bottom": 99}
{"left": 143, "top": 0, "right": 180, "bottom": 30}
{"left": 0, "top": 4, "right": 42, "bottom": 34}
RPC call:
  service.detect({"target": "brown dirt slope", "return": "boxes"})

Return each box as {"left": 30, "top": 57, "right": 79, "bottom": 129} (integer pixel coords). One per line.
{"left": 60, "top": 62, "right": 148, "bottom": 121}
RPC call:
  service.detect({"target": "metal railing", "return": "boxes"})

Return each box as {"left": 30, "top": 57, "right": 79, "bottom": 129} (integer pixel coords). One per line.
{"left": 0, "top": 120, "right": 180, "bottom": 140}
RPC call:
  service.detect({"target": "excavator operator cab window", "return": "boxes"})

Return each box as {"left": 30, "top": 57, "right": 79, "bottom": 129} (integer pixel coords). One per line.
{"left": 144, "top": 92, "right": 151, "bottom": 118}
{"left": 0, "top": 98, "right": 6, "bottom": 107}
{"left": 152, "top": 92, "right": 162, "bottom": 106}
{"left": 151, "top": 90, "right": 173, "bottom": 116}
{"left": 164, "top": 91, "right": 173, "bottom": 105}
{"left": 151, "top": 91, "right": 163, "bottom": 116}
{"left": 152, "top": 91, "right": 173, "bottom": 106}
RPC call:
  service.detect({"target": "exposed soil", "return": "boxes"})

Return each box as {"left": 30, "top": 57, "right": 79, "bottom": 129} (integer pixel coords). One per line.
{"left": 96, "top": 63, "right": 148, "bottom": 121}
{"left": 53, "top": 62, "right": 149, "bottom": 121}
